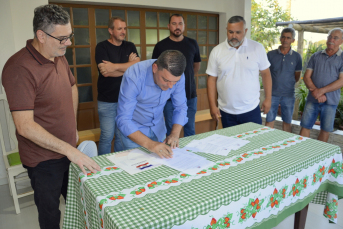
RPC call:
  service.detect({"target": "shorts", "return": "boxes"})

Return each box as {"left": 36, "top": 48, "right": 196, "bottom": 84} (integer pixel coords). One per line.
{"left": 266, "top": 96, "right": 295, "bottom": 124}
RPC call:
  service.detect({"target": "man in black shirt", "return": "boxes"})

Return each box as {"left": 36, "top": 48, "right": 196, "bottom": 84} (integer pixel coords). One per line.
{"left": 152, "top": 14, "right": 201, "bottom": 137}
{"left": 95, "top": 17, "right": 140, "bottom": 155}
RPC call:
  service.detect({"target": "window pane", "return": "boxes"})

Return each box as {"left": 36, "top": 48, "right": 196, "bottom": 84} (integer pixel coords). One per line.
{"left": 159, "top": 30, "right": 169, "bottom": 41}
{"left": 198, "top": 31, "right": 207, "bottom": 44}
{"left": 199, "top": 60, "right": 207, "bottom": 74}
{"left": 96, "top": 28, "right": 109, "bottom": 44}
{"left": 187, "top": 15, "right": 196, "bottom": 29}
{"left": 111, "top": 10, "right": 125, "bottom": 19}
{"left": 77, "top": 67, "right": 92, "bottom": 84}
{"left": 74, "top": 28, "right": 89, "bottom": 45}
{"left": 199, "top": 46, "right": 207, "bottom": 60}
{"left": 75, "top": 48, "right": 90, "bottom": 65}
{"left": 127, "top": 11, "right": 140, "bottom": 26}
{"left": 73, "top": 8, "right": 88, "bottom": 26}
{"left": 146, "top": 46, "right": 154, "bottom": 59}
{"left": 136, "top": 46, "right": 141, "bottom": 58}
{"left": 187, "top": 30, "right": 197, "bottom": 40}
{"left": 95, "top": 9, "right": 109, "bottom": 26}
{"left": 198, "top": 15, "right": 207, "bottom": 29}
{"left": 78, "top": 86, "right": 93, "bottom": 103}
{"left": 159, "top": 12, "right": 169, "bottom": 27}
{"left": 63, "top": 7, "right": 70, "bottom": 15}
{"left": 146, "top": 12, "right": 157, "bottom": 27}
{"left": 209, "top": 31, "right": 217, "bottom": 45}
{"left": 146, "top": 29, "right": 157, "bottom": 44}
{"left": 198, "top": 75, "right": 207, "bottom": 89}
{"left": 65, "top": 48, "right": 73, "bottom": 65}
{"left": 209, "top": 16, "right": 217, "bottom": 30}
{"left": 209, "top": 46, "right": 215, "bottom": 56}
{"left": 127, "top": 29, "right": 140, "bottom": 44}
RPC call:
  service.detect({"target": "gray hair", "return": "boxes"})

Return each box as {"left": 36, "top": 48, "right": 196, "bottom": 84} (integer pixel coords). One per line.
{"left": 281, "top": 27, "right": 296, "bottom": 39}
{"left": 228, "top": 16, "right": 246, "bottom": 25}
{"left": 328, "top": 28, "right": 343, "bottom": 39}
{"left": 33, "top": 4, "right": 70, "bottom": 37}
{"left": 155, "top": 50, "right": 186, "bottom": 77}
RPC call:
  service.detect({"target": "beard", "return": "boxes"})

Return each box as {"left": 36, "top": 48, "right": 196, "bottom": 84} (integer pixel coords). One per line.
{"left": 228, "top": 38, "right": 243, "bottom": 48}
{"left": 171, "top": 30, "right": 183, "bottom": 37}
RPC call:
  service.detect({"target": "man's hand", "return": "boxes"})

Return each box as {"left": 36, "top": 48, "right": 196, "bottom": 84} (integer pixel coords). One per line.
{"left": 148, "top": 141, "right": 173, "bottom": 159}
{"left": 261, "top": 98, "right": 271, "bottom": 114}
{"left": 310, "top": 88, "right": 324, "bottom": 100}
{"left": 163, "top": 133, "right": 179, "bottom": 149}
{"left": 210, "top": 106, "right": 221, "bottom": 121}
{"left": 98, "top": 60, "right": 114, "bottom": 77}
{"left": 128, "top": 52, "right": 138, "bottom": 62}
{"left": 67, "top": 148, "right": 101, "bottom": 174}
{"left": 317, "top": 94, "right": 327, "bottom": 103}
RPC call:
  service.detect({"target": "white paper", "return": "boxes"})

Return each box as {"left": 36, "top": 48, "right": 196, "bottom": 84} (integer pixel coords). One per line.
{"left": 106, "top": 148, "right": 162, "bottom": 175}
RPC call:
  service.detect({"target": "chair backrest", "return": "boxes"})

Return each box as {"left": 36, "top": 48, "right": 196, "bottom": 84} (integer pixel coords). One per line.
{"left": 0, "top": 93, "right": 19, "bottom": 168}
{"left": 77, "top": 140, "right": 98, "bottom": 158}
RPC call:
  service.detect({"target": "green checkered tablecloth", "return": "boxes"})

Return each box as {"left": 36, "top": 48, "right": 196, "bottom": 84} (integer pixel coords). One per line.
{"left": 63, "top": 123, "right": 343, "bottom": 229}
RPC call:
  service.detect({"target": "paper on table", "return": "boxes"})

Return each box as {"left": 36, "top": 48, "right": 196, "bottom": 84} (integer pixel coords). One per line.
{"left": 156, "top": 147, "right": 214, "bottom": 175}
{"left": 106, "top": 148, "right": 162, "bottom": 175}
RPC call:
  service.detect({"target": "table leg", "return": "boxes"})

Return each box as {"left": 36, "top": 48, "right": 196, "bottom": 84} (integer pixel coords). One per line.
{"left": 294, "top": 204, "right": 309, "bottom": 229}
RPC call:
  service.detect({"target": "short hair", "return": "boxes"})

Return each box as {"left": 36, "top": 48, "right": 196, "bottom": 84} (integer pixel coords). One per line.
{"left": 228, "top": 16, "right": 246, "bottom": 25}
{"left": 33, "top": 4, "right": 70, "bottom": 37}
{"left": 155, "top": 50, "right": 186, "bottom": 77}
{"left": 281, "top": 27, "right": 296, "bottom": 39}
{"left": 108, "top": 17, "right": 125, "bottom": 29}
{"left": 328, "top": 28, "right": 343, "bottom": 39}
{"left": 169, "top": 14, "right": 184, "bottom": 24}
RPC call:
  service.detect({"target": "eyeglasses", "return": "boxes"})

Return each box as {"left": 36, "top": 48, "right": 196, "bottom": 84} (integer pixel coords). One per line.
{"left": 161, "top": 75, "right": 179, "bottom": 83}
{"left": 42, "top": 30, "right": 74, "bottom": 44}
{"left": 327, "top": 35, "right": 341, "bottom": 41}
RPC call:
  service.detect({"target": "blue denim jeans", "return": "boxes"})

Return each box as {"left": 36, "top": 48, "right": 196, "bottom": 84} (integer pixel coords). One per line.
{"left": 266, "top": 96, "right": 295, "bottom": 124}
{"left": 220, "top": 104, "right": 262, "bottom": 128}
{"left": 97, "top": 101, "right": 117, "bottom": 155}
{"left": 164, "top": 97, "right": 197, "bottom": 137}
{"left": 300, "top": 101, "right": 337, "bottom": 132}
{"left": 114, "top": 127, "right": 159, "bottom": 152}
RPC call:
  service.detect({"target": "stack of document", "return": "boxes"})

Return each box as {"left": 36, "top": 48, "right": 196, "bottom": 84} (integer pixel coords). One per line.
{"left": 185, "top": 134, "right": 249, "bottom": 156}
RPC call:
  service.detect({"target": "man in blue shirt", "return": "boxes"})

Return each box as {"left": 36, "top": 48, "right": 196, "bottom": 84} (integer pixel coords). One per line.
{"left": 300, "top": 28, "right": 343, "bottom": 142}
{"left": 265, "top": 28, "right": 302, "bottom": 132}
{"left": 115, "top": 50, "right": 188, "bottom": 158}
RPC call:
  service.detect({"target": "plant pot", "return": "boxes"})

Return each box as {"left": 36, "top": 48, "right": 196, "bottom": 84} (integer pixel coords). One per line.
{"left": 315, "top": 121, "right": 320, "bottom": 125}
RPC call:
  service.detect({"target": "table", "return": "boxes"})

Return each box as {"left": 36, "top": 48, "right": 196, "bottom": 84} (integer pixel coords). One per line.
{"left": 63, "top": 123, "right": 343, "bottom": 229}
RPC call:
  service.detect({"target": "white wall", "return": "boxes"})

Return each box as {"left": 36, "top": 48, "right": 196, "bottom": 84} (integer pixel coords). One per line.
{"left": 0, "top": 0, "right": 251, "bottom": 185}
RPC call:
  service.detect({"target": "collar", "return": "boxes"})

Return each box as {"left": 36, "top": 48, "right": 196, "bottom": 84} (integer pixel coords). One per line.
{"left": 322, "top": 48, "right": 342, "bottom": 56}
{"left": 146, "top": 62, "right": 157, "bottom": 86}
{"left": 225, "top": 37, "right": 247, "bottom": 50}
{"left": 25, "top": 39, "right": 52, "bottom": 65}
{"left": 277, "top": 46, "right": 293, "bottom": 55}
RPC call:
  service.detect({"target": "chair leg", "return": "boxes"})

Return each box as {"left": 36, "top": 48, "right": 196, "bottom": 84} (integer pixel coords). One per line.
{"left": 8, "top": 174, "right": 20, "bottom": 214}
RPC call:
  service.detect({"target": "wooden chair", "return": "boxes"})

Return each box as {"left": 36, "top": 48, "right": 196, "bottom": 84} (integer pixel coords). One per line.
{"left": 0, "top": 94, "right": 34, "bottom": 214}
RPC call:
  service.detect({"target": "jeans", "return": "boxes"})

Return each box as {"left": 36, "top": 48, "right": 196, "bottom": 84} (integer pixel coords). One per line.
{"left": 23, "top": 157, "right": 70, "bottom": 229}
{"left": 266, "top": 96, "right": 295, "bottom": 124}
{"left": 220, "top": 104, "right": 262, "bottom": 128}
{"left": 300, "top": 101, "right": 337, "bottom": 132}
{"left": 114, "top": 127, "right": 159, "bottom": 152}
{"left": 98, "top": 101, "right": 117, "bottom": 155}
{"left": 164, "top": 97, "right": 197, "bottom": 137}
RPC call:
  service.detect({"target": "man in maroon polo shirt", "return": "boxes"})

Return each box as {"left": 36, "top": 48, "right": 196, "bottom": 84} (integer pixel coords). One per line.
{"left": 2, "top": 5, "right": 100, "bottom": 229}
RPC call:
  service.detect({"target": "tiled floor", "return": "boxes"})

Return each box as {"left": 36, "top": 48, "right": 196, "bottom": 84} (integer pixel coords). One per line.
{"left": 0, "top": 183, "right": 342, "bottom": 229}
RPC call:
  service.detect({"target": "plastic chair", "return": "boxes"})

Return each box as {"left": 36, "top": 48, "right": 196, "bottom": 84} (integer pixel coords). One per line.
{"left": 0, "top": 94, "right": 34, "bottom": 214}
{"left": 77, "top": 140, "right": 98, "bottom": 158}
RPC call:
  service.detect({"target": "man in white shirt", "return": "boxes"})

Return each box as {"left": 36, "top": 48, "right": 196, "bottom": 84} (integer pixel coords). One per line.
{"left": 206, "top": 16, "right": 272, "bottom": 128}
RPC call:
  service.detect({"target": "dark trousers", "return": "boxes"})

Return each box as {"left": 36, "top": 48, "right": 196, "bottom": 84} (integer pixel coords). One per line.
{"left": 23, "top": 156, "right": 70, "bottom": 229}
{"left": 220, "top": 104, "right": 262, "bottom": 128}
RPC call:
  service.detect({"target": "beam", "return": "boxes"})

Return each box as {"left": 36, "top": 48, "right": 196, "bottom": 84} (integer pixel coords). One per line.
{"left": 289, "top": 23, "right": 329, "bottom": 33}
{"left": 276, "top": 17, "right": 343, "bottom": 26}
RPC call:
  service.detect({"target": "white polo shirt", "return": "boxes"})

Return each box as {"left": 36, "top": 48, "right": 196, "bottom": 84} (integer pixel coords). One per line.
{"left": 206, "top": 38, "right": 270, "bottom": 115}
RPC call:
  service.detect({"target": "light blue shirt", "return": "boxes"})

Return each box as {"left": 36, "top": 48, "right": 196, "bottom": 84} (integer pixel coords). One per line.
{"left": 116, "top": 59, "right": 188, "bottom": 142}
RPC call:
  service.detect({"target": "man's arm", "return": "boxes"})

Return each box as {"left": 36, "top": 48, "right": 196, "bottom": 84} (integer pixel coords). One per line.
{"left": 295, "top": 71, "right": 301, "bottom": 83}
{"left": 11, "top": 110, "right": 100, "bottom": 174}
{"left": 207, "top": 75, "right": 221, "bottom": 121}
{"left": 193, "top": 62, "right": 200, "bottom": 74}
{"left": 71, "top": 84, "right": 79, "bottom": 143}
{"left": 98, "top": 54, "right": 140, "bottom": 77}
{"left": 308, "top": 72, "right": 343, "bottom": 99}
{"left": 260, "top": 68, "right": 272, "bottom": 114}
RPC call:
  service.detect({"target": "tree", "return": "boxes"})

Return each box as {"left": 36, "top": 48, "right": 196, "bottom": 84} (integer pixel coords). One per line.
{"left": 251, "top": 0, "right": 293, "bottom": 51}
